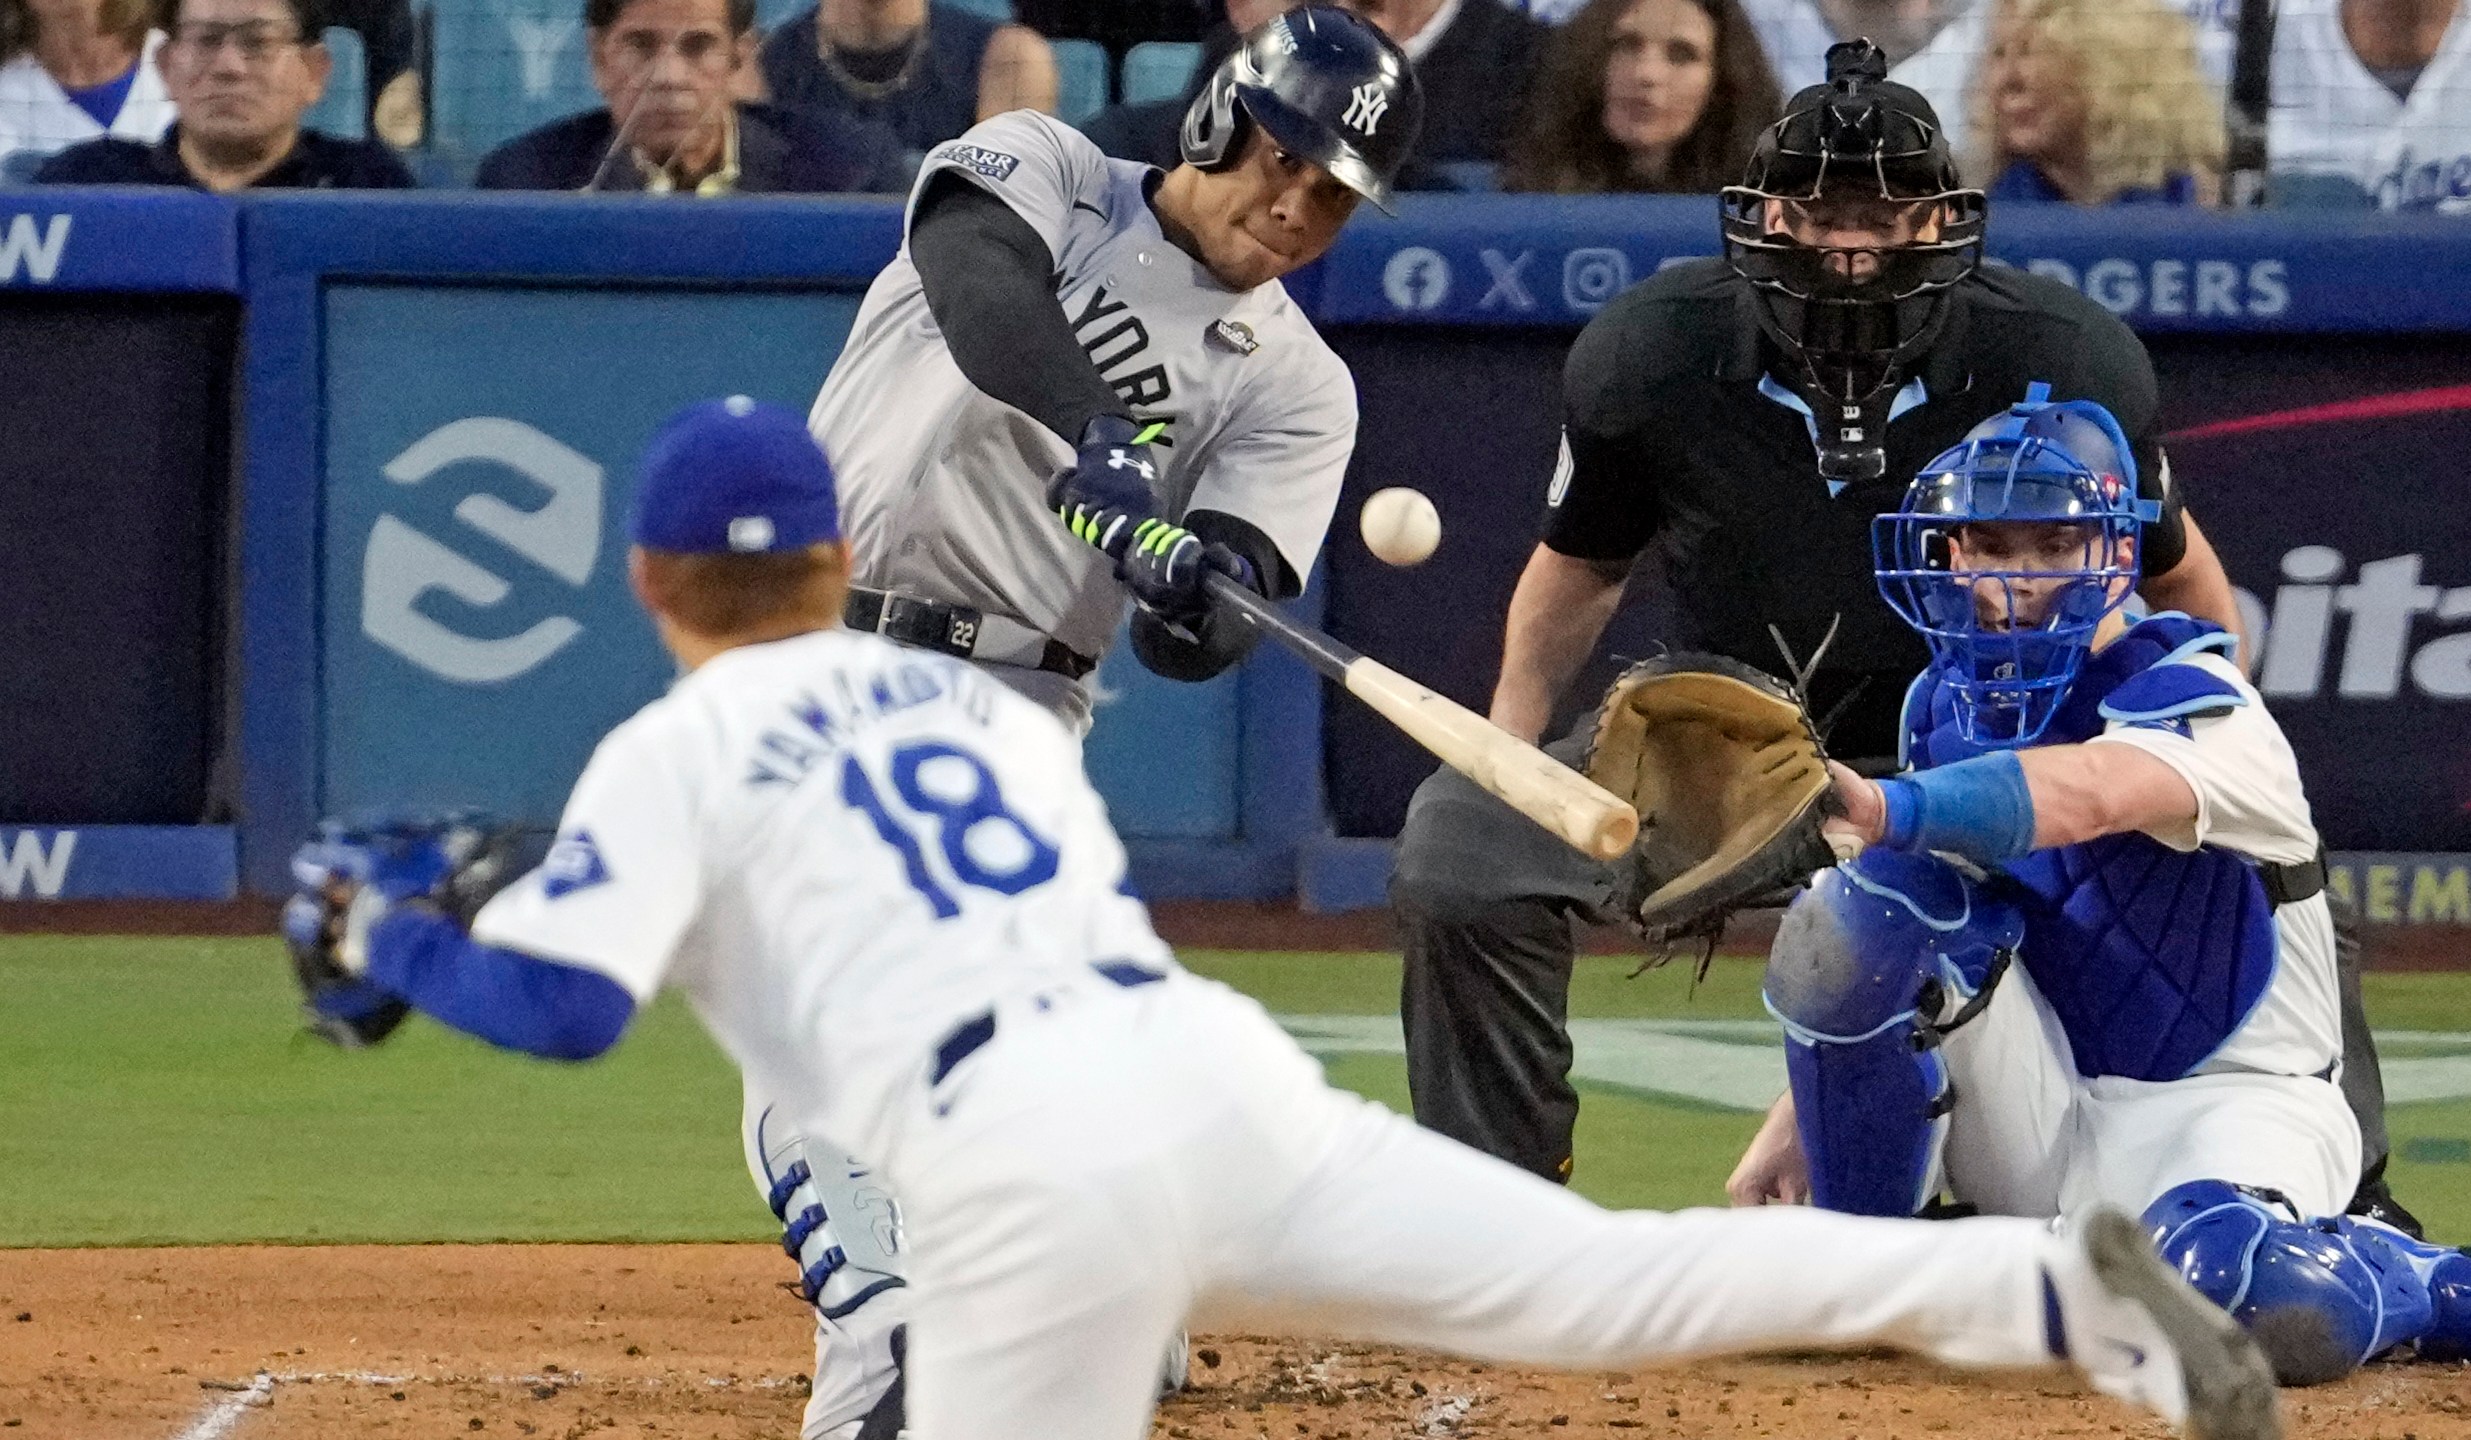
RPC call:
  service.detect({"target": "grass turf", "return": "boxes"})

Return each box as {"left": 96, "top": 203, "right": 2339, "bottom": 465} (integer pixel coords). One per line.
{"left": 0, "top": 938, "right": 2463, "bottom": 1246}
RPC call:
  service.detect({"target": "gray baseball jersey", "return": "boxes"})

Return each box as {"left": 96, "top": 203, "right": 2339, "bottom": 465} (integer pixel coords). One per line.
{"left": 811, "top": 110, "right": 1358, "bottom": 668}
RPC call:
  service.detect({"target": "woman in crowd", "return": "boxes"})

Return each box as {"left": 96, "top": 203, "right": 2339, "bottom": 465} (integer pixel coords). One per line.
{"left": 0, "top": 0, "right": 174, "bottom": 175}
{"left": 1504, "top": 0, "right": 1778, "bottom": 194}
{"left": 1964, "top": 0, "right": 2222, "bottom": 204}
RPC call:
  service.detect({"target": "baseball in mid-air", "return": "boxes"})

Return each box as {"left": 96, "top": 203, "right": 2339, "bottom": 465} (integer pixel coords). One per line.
{"left": 1360, "top": 487, "right": 1441, "bottom": 567}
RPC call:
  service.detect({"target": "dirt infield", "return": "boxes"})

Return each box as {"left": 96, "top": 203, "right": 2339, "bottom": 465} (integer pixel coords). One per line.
{"left": 4, "top": 1246, "right": 2466, "bottom": 1440}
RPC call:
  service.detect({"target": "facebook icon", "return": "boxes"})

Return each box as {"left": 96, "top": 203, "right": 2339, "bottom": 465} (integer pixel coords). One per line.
{"left": 1382, "top": 246, "right": 1452, "bottom": 313}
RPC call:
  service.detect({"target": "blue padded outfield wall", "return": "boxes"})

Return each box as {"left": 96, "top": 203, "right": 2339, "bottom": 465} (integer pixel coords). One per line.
{"left": 1, "top": 188, "right": 2468, "bottom": 904}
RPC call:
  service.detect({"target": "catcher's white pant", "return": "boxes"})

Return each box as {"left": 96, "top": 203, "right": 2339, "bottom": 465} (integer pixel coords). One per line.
{"left": 1940, "top": 963, "right": 2363, "bottom": 1222}
{"left": 875, "top": 967, "right": 2192, "bottom": 1440}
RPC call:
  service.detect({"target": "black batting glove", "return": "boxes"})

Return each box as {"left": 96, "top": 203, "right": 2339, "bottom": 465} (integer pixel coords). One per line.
{"left": 1049, "top": 414, "right": 1168, "bottom": 524}
{"left": 1118, "top": 520, "right": 1256, "bottom": 629}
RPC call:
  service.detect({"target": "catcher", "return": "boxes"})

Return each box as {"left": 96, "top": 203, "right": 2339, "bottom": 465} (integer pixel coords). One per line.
{"left": 1390, "top": 43, "right": 2416, "bottom": 1239}
{"left": 1721, "top": 391, "right": 2471, "bottom": 1384}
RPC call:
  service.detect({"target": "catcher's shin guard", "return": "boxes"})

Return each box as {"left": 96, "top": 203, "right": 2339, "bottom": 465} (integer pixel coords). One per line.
{"left": 2144, "top": 1180, "right": 2471, "bottom": 1383}
{"left": 1764, "top": 850, "right": 2018, "bottom": 1216}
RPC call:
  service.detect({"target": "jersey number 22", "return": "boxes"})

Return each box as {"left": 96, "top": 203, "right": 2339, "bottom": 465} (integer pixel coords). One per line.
{"left": 841, "top": 740, "right": 1060, "bottom": 918}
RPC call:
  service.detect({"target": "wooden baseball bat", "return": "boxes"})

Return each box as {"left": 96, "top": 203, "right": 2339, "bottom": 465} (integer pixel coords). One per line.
{"left": 1203, "top": 573, "right": 1639, "bottom": 862}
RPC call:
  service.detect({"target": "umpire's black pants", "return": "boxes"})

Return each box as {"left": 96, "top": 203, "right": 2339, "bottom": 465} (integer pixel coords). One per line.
{"left": 1392, "top": 719, "right": 2395, "bottom": 1193}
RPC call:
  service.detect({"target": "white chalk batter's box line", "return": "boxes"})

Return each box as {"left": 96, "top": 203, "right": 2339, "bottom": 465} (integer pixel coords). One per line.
{"left": 167, "top": 1368, "right": 807, "bottom": 1440}
{"left": 1275, "top": 1015, "right": 2471, "bottom": 1111}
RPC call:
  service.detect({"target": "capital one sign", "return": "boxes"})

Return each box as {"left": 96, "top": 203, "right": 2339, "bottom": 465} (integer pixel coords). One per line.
{"left": 363, "top": 417, "right": 604, "bottom": 683}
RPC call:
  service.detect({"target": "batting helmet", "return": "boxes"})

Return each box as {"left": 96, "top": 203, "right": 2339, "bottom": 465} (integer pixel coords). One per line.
{"left": 1180, "top": 6, "right": 1423, "bottom": 214}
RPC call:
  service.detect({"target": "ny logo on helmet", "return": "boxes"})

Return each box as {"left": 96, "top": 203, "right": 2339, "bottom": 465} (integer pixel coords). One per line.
{"left": 1344, "top": 82, "right": 1388, "bottom": 136}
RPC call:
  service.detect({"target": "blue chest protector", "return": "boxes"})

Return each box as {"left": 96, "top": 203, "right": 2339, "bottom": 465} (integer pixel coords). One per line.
{"left": 1905, "top": 615, "right": 2277, "bottom": 1081}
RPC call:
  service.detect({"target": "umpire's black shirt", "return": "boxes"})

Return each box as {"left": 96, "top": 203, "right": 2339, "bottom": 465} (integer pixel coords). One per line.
{"left": 1542, "top": 258, "right": 2185, "bottom": 765}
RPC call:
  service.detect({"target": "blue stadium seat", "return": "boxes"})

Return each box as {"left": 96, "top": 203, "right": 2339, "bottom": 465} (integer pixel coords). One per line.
{"left": 938, "top": 0, "right": 1014, "bottom": 19}
{"left": 2268, "top": 172, "right": 2375, "bottom": 209}
{"left": 754, "top": 0, "right": 810, "bottom": 33}
{"left": 1119, "top": 40, "right": 1199, "bottom": 106}
{"left": 427, "top": 0, "right": 603, "bottom": 170}
{"left": 1051, "top": 38, "right": 1108, "bottom": 126}
{"left": 306, "top": 26, "right": 369, "bottom": 141}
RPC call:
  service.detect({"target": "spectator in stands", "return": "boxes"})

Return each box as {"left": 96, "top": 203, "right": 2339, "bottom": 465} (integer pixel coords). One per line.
{"left": 1733, "top": 0, "right": 1966, "bottom": 96}
{"left": 477, "top": 0, "right": 908, "bottom": 192}
{"left": 0, "top": 0, "right": 174, "bottom": 179}
{"left": 1962, "top": 0, "right": 2221, "bottom": 204}
{"left": 1889, "top": 0, "right": 2239, "bottom": 164}
{"left": 36, "top": 0, "right": 413, "bottom": 186}
{"left": 1344, "top": 0, "right": 1549, "bottom": 177}
{"left": 1014, "top": 0, "right": 1210, "bottom": 51}
{"left": 323, "top": 0, "right": 421, "bottom": 144}
{"left": 1504, "top": 0, "right": 1778, "bottom": 192}
{"left": 2266, "top": 0, "right": 2469, "bottom": 212}
{"left": 758, "top": 0, "right": 1057, "bottom": 154}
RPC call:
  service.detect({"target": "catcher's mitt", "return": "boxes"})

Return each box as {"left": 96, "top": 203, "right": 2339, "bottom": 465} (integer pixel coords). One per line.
{"left": 1582, "top": 651, "right": 1843, "bottom": 955}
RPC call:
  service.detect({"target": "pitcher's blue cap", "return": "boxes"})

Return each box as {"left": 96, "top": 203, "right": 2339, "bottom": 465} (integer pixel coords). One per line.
{"left": 631, "top": 396, "right": 841, "bottom": 554}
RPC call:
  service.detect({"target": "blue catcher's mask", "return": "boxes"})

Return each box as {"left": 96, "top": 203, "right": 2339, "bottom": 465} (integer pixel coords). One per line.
{"left": 1873, "top": 382, "right": 2161, "bottom": 746}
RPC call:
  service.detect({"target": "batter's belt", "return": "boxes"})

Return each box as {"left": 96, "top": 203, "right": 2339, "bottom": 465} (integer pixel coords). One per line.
{"left": 845, "top": 587, "right": 1098, "bottom": 680}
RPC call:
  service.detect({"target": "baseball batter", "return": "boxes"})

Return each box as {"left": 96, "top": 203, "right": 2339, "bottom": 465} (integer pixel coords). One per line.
{"left": 811, "top": 5, "right": 1413, "bottom": 733}
{"left": 285, "top": 396, "right": 2282, "bottom": 1440}
{"left": 1729, "top": 389, "right": 2471, "bottom": 1384}
{"left": 745, "top": 12, "right": 1433, "bottom": 1429}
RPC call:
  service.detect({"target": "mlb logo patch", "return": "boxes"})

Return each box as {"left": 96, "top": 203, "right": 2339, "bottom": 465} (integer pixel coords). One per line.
{"left": 934, "top": 144, "right": 1020, "bottom": 181}
{"left": 540, "top": 830, "right": 612, "bottom": 899}
{"left": 1209, "top": 319, "right": 1259, "bottom": 355}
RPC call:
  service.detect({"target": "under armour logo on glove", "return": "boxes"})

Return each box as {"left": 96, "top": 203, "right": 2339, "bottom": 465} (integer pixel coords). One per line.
{"left": 1106, "top": 450, "right": 1157, "bottom": 482}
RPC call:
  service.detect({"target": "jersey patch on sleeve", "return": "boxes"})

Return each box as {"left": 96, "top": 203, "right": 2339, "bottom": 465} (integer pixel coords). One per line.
{"left": 1209, "top": 318, "right": 1260, "bottom": 355}
{"left": 930, "top": 143, "right": 1020, "bottom": 181}
{"left": 539, "top": 830, "right": 612, "bottom": 900}
{"left": 1546, "top": 431, "right": 1575, "bottom": 507}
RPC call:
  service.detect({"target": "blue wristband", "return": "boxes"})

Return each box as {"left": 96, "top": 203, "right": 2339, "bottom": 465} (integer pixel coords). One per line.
{"left": 1874, "top": 751, "right": 2038, "bottom": 865}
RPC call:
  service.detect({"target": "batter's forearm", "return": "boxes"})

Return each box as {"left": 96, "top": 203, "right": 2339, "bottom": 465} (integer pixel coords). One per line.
{"left": 2138, "top": 512, "right": 2250, "bottom": 673}
{"left": 1488, "top": 545, "right": 1628, "bottom": 742}
{"left": 909, "top": 178, "right": 1129, "bottom": 446}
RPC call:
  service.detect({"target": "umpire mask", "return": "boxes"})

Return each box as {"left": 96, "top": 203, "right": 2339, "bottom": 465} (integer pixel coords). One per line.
{"left": 1721, "top": 40, "right": 1986, "bottom": 486}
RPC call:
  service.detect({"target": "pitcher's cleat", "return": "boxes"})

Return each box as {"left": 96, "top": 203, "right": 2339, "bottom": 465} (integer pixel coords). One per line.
{"left": 2055, "top": 1207, "right": 2284, "bottom": 1440}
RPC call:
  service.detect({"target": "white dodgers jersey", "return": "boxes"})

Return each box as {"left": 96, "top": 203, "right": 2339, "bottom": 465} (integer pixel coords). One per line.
{"left": 2267, "top": 0, "right": 2471, "bottom": 212}
{"left": 812, "top": 110, "right": 1358, "bottom": 662}
{"left": 470, "top": 629, "right": 1177, "bottom": 1167}
{"left": 2085, "top": 650, "right": 2342, "bottom": 1078}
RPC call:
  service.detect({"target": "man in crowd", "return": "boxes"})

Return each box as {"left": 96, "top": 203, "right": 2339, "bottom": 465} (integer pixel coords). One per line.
{"left": 36, "top": 0, "right": 412, "bottom": 188}
{"left": 2267, "top": 0, "right": 2468, "bottom": 211}
{"left": 759, "top": 0, "right": 1057, "bottom": 156}
{"left": 1342, "top": 0, "right": 1550, "bottom": 174}
{"left": 476, "top": 0, "right": 908, "bottom": 192}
